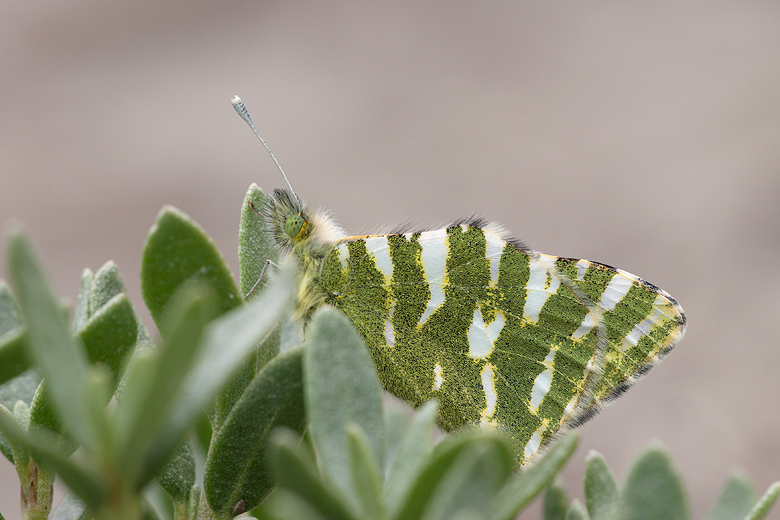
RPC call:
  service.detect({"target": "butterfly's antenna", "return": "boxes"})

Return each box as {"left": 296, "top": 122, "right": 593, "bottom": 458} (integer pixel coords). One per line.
{"left": 231, "top": 95, "right": 301, "bottom": 205}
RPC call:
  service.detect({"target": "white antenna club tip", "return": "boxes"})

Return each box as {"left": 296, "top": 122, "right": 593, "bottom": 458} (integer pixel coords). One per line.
{"left": 232, "top": 95, "right": 252, "bottom": 125}
{"left": 231, "top": 94, "right": 301, "bottom": 204}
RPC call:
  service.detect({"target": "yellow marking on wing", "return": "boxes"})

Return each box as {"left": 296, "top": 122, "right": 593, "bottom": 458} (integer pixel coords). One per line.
{"left": 340, "top": 233, "right": 394, "bottom": 241}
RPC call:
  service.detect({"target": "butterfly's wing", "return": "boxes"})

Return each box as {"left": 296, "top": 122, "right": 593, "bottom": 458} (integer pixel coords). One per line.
{"left": 318, "top": 222, "right": 686, "bottom": 465}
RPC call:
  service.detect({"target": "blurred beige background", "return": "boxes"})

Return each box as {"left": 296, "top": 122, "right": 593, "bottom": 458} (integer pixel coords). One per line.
{"left": 1, "top": 1, "right": 779, "bottom": 518}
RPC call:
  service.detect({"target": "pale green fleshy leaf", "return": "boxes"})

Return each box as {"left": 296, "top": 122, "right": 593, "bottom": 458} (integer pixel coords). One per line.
{"left": 304, "top": 306, "right": 385, "bottom": 513}
{"left": 270, "top": 429, "right": 358, "bottom": 520}
{"left": 0, "top": 282, "right": 29, "bottom": 385}
{"left": 6, "top": 226, "right": 94, "bottom": 450}
{"left": 491, "top": 432, "right": 579, "bottom": 520}
{"left": 141, "top": 205, "right": 242, "bottom": 332}
{"left": 619, "top": 444, "right": 690, "bottom": 520}
{"left": 420, "top": 435, "right": 513, "bottom": 520}
{"left": 204, "top": 347, "right": 305, "bottom": 516}
{"left": 707, "top": 472, "right": 756, "bottom": 520}
{"left": 566, "top": 500, "right": 590, "bottom": 520}
{"left": 584, "top": 451, "right": 619, "bottom": 520}
{"left": 238, "top": 184, "right": 277, "bottom": 301}
{"left": 385, "top": 400, "right": 438, "bottom": 518}
{"left": 115, "top": 283, "right": 213, "bottom": 489}
{"left": 71, "top": 269, "right": 94, "bottom": 333}
{"left": 543, "top": 480, "right": 569, "bottom": 520}
{"left": 347, "top": 423, "right": 385, "bottom": 519}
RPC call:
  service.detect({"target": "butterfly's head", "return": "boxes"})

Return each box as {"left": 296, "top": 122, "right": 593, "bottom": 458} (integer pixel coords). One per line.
{"left": 261, "top": 188, "right": 346, "bottom": 256}
{"left": 263, "top": 188, "right": 310, "bottom": 249}
{"left": 232, "top": 96, "right": 345, "bottom": 255}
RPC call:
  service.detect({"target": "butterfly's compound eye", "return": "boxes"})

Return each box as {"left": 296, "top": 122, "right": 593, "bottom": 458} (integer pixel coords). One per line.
{"left": 285, "top": 214, "right": 305, "bottom": 240}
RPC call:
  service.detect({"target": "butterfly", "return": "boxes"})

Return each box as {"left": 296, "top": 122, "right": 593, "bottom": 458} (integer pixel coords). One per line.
{"left": 232, "top": 96, "right": 687, "bottom": 465}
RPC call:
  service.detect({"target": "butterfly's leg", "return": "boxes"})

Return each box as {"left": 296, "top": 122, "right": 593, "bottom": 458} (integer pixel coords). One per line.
{"left": 244, "top": 199, "right": 278, "bottom": 299}
{"left": 244, "top": 259, "right": 279, "bottom": 299}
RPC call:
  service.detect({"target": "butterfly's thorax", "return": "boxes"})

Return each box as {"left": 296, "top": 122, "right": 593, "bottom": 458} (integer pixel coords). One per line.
{"left": 262, "top": 189, "right": 346, "bottom": 323}
{"left": 290, "top": 242, "right": 333, "bottom": 323}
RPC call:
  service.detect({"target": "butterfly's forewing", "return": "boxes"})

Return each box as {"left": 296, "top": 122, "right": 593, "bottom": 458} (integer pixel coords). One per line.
{"left": 318, "top": 222, "right": 685, "bottom": 465}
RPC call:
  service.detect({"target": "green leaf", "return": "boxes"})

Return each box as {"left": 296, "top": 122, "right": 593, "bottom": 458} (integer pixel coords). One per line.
{"left": 141, "top": 206, "right": 258, "bottom": 434}
{"left": 584, "top": 451, "right": 619, "bottom": 520}
{"left": 124, "top": 269, "right": 293, "bottom": 500}
{"left": 141, "top": 205, "right": 242, "bottom": 331}
{"left": 204, "top": 347, "right": 305, "bottom": 516}
{"left": 420, "top": 436, "right": 513, "bottom": 520}
{"left": 89, "top": 261, "right": 157, "bottom": 358}
{"left": 143, "top": 478, "right": 176, "bottom": 520}
{"left": 238, "top": 184, "right": 278, "bottom": 301}
{"left": 271, "top": 429, "right": 358, "bottom": 520}
{"left": 256, "top": 488, "right": 329, "bottom": 520}
{"left": 619, "top": 444, "right": 690, "bottom": 520}
{"left": 0, "top": 407, "right": 107, "bottom": 511}
{"left": 210, "top": 359, "right": 254, "bottom": 433}
{"left": 76, "top": 293, "right": 138, "bottom": 390}
{"left": 0, "top": 282, "right": 30, "bottom": 385}
{"left": 71, "top": 268, "right": 94, "bottom": 333}
{"left": 0, "top": 371, "right": 40, "bottom": 462}
{"left": 346, "top": 423, "right": 385, "bottom": 519}
{"left": 88, "top": 261, "right": 126, "bottom": 313}
{"left": 383, "top": 404, "right": 409, "bottom": 473}
{"left": 141, "top": 498, "right": 166, "bottom": 520}
{"left": 188, "top": 484, "right": 201, "bottom": 520}
{"left": 156, "top": 439, "right": 196, "bottom": 505}
{"left": 0, "top": 329, "right": 28, "bottom": 386}
{"left": 12, "top": 400, "right": 30, "bottom": 430}
{"left": 81, "top": 365, "right": 113, "bottom": 460}
{"left": 115, "top": 282, "right": 213, "bottom": 489}
{"left": 82, "top": 261, "right": 154, "bottom": 383}
{"left": 0, "top": 403, "right": 28, "bottom": 466}
{"left": 744, "top": 482, "right": 780, "bottom": 520}
{"left": 543, "top": 480, "right": 569, "bottom": 520}
{"left": 162, "top": 269, "right": 293, "bottom": 455}
{"left": 566, "top": 500, "right": 590, "bottom": 520}
{"left": 0, "top": 371, "right": 39, "bottom": 411}
{"left": 0, "top": 427, "right": 13, "bottom": 464}
{"left": 385, "top": 400, "right": 438, "bottom": 517}
{"left": 707, "top": 472, "right": 756, "bottom": 520}
{"left": 6, "top": 226, "right": 94, "bottom": 450}
{"left": 304, "top": 306, "right": 385, "bottom": 511}
{"left": 257, "top": 326, "right": 282, "bottom": 366}
{"left": 28, "top": 381, "right": 71, "bottom": 449}
{"left": 492, "top": 432, "right": 580, "bottom": 520}
{"left": 0, "top": 281, "right": 24, "bottom": 335}
{"left": 392, "top": 431, "right": 500, "bottom": 520}
{"left": 210, "top": 321, "right": 283, "bottom": 434}
{"left": 278, "top": 314, "right": 303, "bottom": 352}
{"left": 193, "top": 411, "right": 212, "bottom": 454}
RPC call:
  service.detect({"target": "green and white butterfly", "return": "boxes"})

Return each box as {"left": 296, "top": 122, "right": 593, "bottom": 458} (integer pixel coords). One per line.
{"left": 232, "top": 96, "right": 687, "bottom": 465}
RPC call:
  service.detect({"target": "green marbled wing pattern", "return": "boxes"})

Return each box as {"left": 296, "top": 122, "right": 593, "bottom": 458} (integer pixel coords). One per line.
{"left": 317, "top": 222, "right": 686, "bottom": 465}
